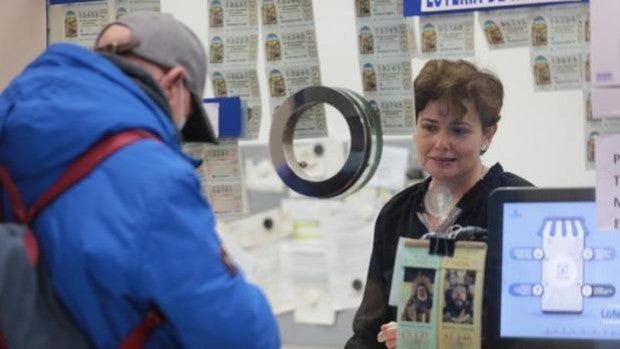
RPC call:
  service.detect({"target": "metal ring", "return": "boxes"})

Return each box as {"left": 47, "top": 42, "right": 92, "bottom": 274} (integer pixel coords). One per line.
{"left": 269, "top": 86, "right": 382, "bottom": 198}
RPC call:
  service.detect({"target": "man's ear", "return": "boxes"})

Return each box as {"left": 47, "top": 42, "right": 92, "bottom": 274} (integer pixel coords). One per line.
{"left": 159, "top": 66, "right": 186, "bottom": 97}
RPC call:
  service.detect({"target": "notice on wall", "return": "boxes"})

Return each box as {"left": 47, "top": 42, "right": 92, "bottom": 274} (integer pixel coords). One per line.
{"left": 530, "top": 47, "right": 583, "bottom": 91}
{"left": 48, "top": 0, "right": 161, "bottom": 48}
{"left": 320, "top": 201, "right": 375, "bottom": 311}
{"left": 358, "top": 0, "right": 404, "bottom": 18}
{"left": 360, "top": 59, "right": 412, "bottom": 95}
{"left": 114, "top": 0, "right": 159, "bottom": 18}
{"left": 529, "top": 3, "right": 588, "bottom": 49}
{"left": 210, "top": 0, "right": 258, "bottom": 28}
{"left": 260, "top": 0, "right": 327, "bottom": 139}
{"left": 419, "top": 12, "right": 474, "bottom": 58}
{"left": 355, "top": 0, "right": 414, "bottom": 136}
{"left": 369, "top": 97, "right": 415, "bottom": 135}
{"left": 267, "top": 62, "right": 327, "bottom": 138}
{"left": 263, "top": 26, "right": 318, "bottom": 62}
{"left": 528, "top": 3, "right": 589, "bottom": 91}
{"left": 223, "top": 208, "right": 293, "bottom": 248}
{"left": 595, "top": 133, "right": 620, "bottom": 231}
{"left": 357, "top": 20, "right": 412, "bottom": 59}
{"left": 245, "top": 242, "right": 295, "bottom": 314}
{"left": 478, "top": 8, "right": 532, "bottom": 49}
{"left": 183, "top": 139, "right": 248, "bottom": 221}
{"left": 584, "top": 117, "right": 620, "bottom": 169}
{"left": 209, "top": 30, "right": 259, "bottom": 65}
{"left": 358, "top": 58, "right": 412, "bottom": 135}
{"left": 48, "top": 1, "right": 109, "bottom": 48}
{"left": 262, "top": 0, "right": 314, "bottom": 25}
{"left": 207, "top": 0, "right": 262, "bottom": 140}
{"left": 282, "top": 241, "right": 336, "bottom": 325}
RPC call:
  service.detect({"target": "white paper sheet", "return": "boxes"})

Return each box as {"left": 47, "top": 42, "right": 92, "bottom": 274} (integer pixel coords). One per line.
{"left": 282, "top": 241, "right": 336, "bottom": 325}
{"left": 246, "top": 242, "right": 295, "bottom": 315}
{"left": 216, "top": 223, "right": 256, "bottom": 278}
{"left": 368, "top": 145, "right": 409, "bottom": 191}
{"left": 320, "top": 201, "right": 375, "bottom": 311}
{"left": 281, "top": 198, "right": 327, "bottom": 239}
{"left": 595, "top": 133, "right": 620, "bottom": 231}
{"left": 244, "top": 158, "right": 284, "bottom": 192}
{"left": 419, "top": 12, "right": 475, "bottom": 58}
{"left": 221, "top": 208, "right": 293, "bottom": 248}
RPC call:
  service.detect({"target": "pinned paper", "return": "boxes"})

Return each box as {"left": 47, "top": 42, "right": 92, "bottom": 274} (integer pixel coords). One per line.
{"left": 419, "top": 12, "right": 475, "bottom": 58}
{"left": 282, "top": 242, "right": 335, "bottom": 325}
{"left": 320, "top": 201, "right": 374, "bottom": 310}
{"left": 222, "top": 208, "right": 293, "bottom": 248}
{"left": 246, "top": 242, "right": 294, "bottom": 315}
{"left": 368, "top": 146, "right": 409, "bottom": 191}
{"left": 281, "top": 198, "right": 324, "bottom": 239}
{"left": 244, "top": 158, "right": 284, "bottom": 193}
{"left": 595, "top": 133, "right": 620, "bottom": 231}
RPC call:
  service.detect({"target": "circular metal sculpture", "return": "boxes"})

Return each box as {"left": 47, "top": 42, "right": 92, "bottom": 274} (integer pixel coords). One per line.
{"left": 270, "top": 86, "right": 383, "bottom": 198}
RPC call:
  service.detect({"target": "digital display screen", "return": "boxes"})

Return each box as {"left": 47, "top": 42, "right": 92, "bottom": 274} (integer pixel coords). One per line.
{"left": 500, "top": 201, "right": 620, "bottom": 340}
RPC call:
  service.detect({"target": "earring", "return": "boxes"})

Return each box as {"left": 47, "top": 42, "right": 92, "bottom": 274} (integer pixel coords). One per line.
{"left": 481, "top": 144, "right": 488, "bottom": 152}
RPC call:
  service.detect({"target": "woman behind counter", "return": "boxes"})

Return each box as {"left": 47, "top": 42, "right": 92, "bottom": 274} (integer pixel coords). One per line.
{"left": 345, "top": 59, "right": 533, "bottom": 349}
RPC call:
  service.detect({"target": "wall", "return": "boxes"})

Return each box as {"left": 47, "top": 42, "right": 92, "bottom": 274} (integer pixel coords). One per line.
{"left": 162, "top": 0, "right": 595, "bottom": 188}
{"left": 0, "top": 1, "right": 594, "bottom": 187}
{"left": 0, "top": 0, "right": 47, "bottom": 90}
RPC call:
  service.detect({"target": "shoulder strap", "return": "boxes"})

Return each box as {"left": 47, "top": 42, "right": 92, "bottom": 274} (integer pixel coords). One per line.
{"left": 0, "top": 129, "right": 158, "bottom": 265}
{"left": 28, "top": 129, "right": 159, "bottom": 224}
{"left": 118, "top": 309, "right": 165, "bottom": 349}
{"left": 0, "top": 129, "right": 164, "bottom": 349}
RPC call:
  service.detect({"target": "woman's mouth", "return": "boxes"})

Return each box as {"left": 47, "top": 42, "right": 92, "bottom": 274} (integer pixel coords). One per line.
{"left": 429, "top": 156, "right": 456, "bottom": 163}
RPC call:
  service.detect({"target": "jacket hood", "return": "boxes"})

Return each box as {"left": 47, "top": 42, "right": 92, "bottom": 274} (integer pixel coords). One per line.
{"left": 0, "top": 43, "right": 183, "bottom": 204}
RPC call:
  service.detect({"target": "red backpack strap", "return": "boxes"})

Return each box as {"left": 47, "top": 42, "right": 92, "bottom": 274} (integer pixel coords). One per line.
{"left": 0, "top": 166, "right": 35, "bottom": 265}
{"left": 0, "top": 129, "right": 166, "bottom": 348}
{"left": 0, "top": 129, "right": 159, "bottom": 266}
{"left": 27, "top": 129, "right": 159, "bottom": 224}
{"left": 0, "top": 167, "right": 27, "bottom": 223}
{"left": 0, "top": 167, "right": 40, "bottom": 266}
{"left": 118, "top": 309, "right": 165, "bottom": 349}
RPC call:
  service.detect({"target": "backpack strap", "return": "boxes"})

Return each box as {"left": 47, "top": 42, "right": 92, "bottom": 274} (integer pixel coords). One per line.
{"left": 0, "top": 129, "right": 158, "bottom": 265}
{"left": 119, "top": 309, "right": 165, "bottom": 349}
{"left": 0, "top": 129, "right": 165, "bottom": 349}
{"left": 28, "top": 129, "right": 159, "bottom": 225}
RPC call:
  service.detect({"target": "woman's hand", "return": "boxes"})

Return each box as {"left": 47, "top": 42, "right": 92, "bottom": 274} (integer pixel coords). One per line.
{"left": 377, "top": 321, "right": 398, "bottom": 349}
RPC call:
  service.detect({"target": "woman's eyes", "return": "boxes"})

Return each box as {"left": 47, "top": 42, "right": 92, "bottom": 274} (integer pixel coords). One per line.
{"left": 420, "top": 124, "right": 438, "bottom": 132}
{"left": 420, "top": 124, "right": 471, "bottom": 136}
{"left": 452, "top": 126, "right": 470, "bottom": 136}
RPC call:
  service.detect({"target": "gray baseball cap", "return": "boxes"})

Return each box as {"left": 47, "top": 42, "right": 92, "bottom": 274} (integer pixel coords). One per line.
{"left": 100, "top": 12, "right": 217, "bottom": 143}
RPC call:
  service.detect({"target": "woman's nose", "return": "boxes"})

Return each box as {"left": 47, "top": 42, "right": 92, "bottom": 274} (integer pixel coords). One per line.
{"left": 433, "top": 130, "right": 450, "bottom": 149}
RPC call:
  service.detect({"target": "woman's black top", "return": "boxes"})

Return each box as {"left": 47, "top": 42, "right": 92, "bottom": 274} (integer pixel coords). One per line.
{"left": 345, "top": 163, "right": 533, "bottom": 349}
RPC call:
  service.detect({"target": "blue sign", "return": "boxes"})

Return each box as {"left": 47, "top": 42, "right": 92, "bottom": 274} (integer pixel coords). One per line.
{"left": 404, "top": 0, "right": 588, "bottom": 17}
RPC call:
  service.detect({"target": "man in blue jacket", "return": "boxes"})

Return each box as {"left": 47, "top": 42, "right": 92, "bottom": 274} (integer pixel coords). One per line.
{"left": 0, "top": 12, "right": 280, "bottom": 348}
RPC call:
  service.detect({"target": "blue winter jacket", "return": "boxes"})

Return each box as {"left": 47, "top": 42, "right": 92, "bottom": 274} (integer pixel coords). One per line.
{"left": 0, "top": 43, "right": 280, "bottom": 348}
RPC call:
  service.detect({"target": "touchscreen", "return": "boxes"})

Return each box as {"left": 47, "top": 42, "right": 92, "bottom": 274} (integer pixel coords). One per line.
{"left": 500, "top": 201, "right": 620, "bottom": 340}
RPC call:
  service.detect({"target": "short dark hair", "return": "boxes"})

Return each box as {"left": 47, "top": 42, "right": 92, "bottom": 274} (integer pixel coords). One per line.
{"left": 414, "top": 59, "right": 503, "bottom": 128}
